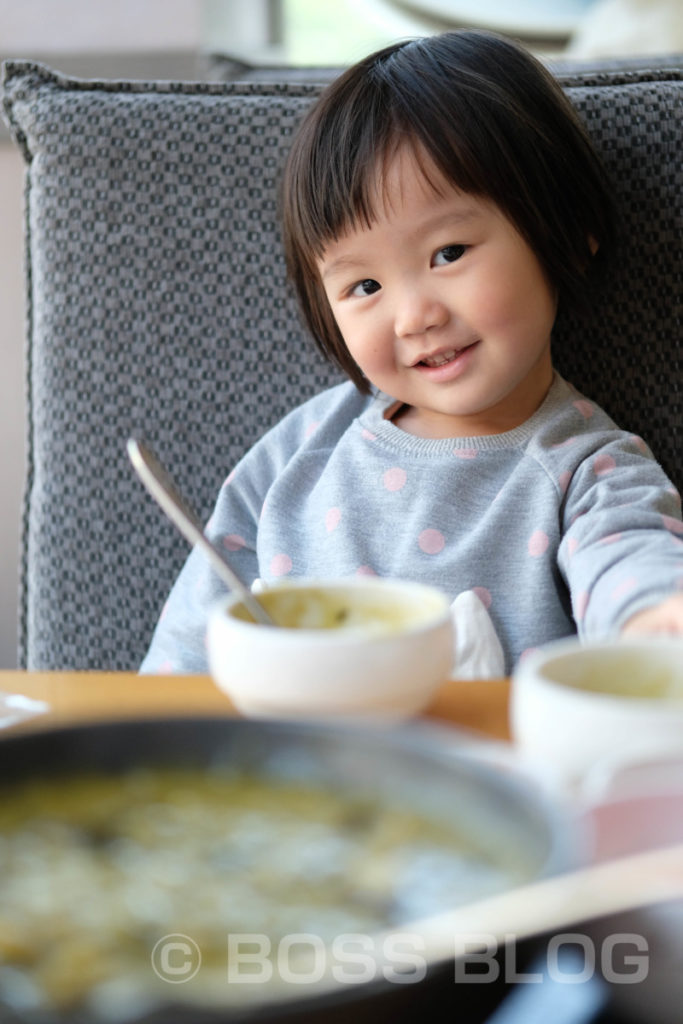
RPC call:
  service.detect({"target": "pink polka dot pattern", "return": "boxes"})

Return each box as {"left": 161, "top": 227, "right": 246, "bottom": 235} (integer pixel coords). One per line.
{"left": 630, "top": 435, "right": 649, "bottom": 454}
{"left": 361, "top": 428, "right": 377, "bottom": 441}
{"left": 325, "top": 507, "right": 341, "bottom": 532}
{"left": 567, "top": 536, "right": 579, "bottom": 557}
{"left": 662, "top": 514, "right": 683, "bottom": 535}
{"left": 418, "top": 528, "right": 446, "bottom": 555}
{"left": 558, "top": 470, "right": 572, "bottom": 495}
{"left": 519, "top": 646, "right": 539, "bottom": 663}
{"left": 270, "top": 553, "right": 293, "bottom": 577}
{"left": 223, "top": 534, "right": 246, "bottom": 551}
{"left": 356, "top": 565, "right": 377, "bottom": 576}
{"left": 599, "top": 532, "right": 622, "bottom": 544}
{"left": 223, "top": 469, "right": 236, "bottom": 487}
{"left": 551, "top": 436, "right": 576, "bottom": 449}
{"left": 593, "top": 453, "right": 616, "bottom": 476}
{"left": 573, "top": 399, "right": 594, "bottom": 418}
{"left": 305, "top": 420, "right": 320, "bottom": 437}
{"left": 574, "top": 591, "right": 589, "bottom": 621}
{"left": 158, "top": 659, "right": 174, "bottom": 673}
{"left": 472, "top": 586, "right": 492, "bottom": 609}
{"left": 612, "top": 577, "right": 637, "bottom": 600}
{"left": 452, "top": 448, "right": 478, "bottom": 460}
{"left": 528, "top": 530, "right": 549, "bottom": 557}
{"left": 383, "top": 467, "right": 407, "bottom": 491}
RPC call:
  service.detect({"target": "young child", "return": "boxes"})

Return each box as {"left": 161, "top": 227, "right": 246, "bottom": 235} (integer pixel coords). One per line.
{"left": 141, "top": 30, "right": 683, "bottom": 676}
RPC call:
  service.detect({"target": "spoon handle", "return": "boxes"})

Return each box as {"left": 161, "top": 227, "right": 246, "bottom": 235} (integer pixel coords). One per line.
{"left": 394, "top": 840, "right": 683, "bottom": 962}
{"left": 127, "top": 438, "right": 275, "bottom": 627}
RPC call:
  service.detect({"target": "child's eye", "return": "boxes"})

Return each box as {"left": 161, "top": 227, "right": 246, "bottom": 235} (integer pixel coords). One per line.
{"left": 433, "top": 244, "right": 467, "bottom": 266}
{"left": 350, "top": 279, "right": 381, "bottom": 297}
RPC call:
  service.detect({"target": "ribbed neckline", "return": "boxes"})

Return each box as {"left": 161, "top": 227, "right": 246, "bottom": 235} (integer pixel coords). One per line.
{"left": 360, "top": 373, "right": 569, "bottom": 456}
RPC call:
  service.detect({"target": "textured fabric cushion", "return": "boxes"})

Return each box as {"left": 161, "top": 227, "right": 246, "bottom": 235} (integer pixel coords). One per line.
{"left": 550, "top": 64, "right": 682, "bottom": 490}
{"left": 1, "top": 60, "right": 681, "bottom": 670}
{"left": 1, "top": 65, "right": 344, "bottom": 670}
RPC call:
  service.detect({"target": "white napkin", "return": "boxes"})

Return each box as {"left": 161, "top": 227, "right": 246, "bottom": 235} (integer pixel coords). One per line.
{"left": 450, "top": 589, "right": 505, "bottom": 680}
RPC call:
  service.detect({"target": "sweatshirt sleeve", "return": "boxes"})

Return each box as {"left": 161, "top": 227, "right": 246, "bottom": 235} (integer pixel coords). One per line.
{"left": 138, "top": 381, "right": 364, "bottom": 673}
{"left": 138, "top": 453, "right": 265, "bottom": 674}
{"left": 557, "top": 432, "right": 683, "bottom": 637}
{"left": 139, "top": 417, "right": 308, "bottom": 673}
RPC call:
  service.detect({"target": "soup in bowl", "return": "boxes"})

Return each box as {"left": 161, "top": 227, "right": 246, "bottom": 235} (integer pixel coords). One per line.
{"left": 511, "top": 636, "right": 683, "bottom": 788}
{"left": 207, "top": 577, "right": 454, "bottom": 719}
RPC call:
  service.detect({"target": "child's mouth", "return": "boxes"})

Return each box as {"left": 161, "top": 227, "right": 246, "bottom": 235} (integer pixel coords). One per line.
{"left": 420, "top": 348, "right": 459, "bottom": 367}
{"left": 416, "top": 341, "right": 479, "bottom": 371}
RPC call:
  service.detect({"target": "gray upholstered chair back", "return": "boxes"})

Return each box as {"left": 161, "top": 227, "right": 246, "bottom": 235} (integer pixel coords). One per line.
{"left": 2, "top": 59, "right": 681, "bottom": 670}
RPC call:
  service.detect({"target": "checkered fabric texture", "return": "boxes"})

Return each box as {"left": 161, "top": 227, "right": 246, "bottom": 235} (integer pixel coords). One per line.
{"left": 1, "top": 60, "right": 682, "bottom": 669}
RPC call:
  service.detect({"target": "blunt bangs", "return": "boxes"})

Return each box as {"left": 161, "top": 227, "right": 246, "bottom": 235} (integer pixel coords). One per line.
{"left": 281, "top": 31, "right": 617, "bottom": 390}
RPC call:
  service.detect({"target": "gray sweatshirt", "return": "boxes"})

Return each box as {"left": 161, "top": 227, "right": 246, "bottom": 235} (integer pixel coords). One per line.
{"left": 141, "top": 374, "right": 683, "bottom": 675}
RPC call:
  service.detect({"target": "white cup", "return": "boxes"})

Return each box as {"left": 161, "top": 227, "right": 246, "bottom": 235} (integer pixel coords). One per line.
{"left": 207, "top": 577, "right": 454, "bottom": 720}
{"left": 510, "top": 636, "right": 683, "bottom": 790}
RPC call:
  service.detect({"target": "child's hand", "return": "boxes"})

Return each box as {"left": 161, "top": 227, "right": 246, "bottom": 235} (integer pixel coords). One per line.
{"left": 622, "top": 594, "right": 683, "bottom": 635}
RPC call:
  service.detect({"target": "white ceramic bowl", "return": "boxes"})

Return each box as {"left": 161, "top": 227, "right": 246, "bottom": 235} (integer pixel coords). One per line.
{"left": 207, "top": 577, "right": 454, "bottom": 719}
{"left": 510, "top": 636, "right": 683, "bottom": 789}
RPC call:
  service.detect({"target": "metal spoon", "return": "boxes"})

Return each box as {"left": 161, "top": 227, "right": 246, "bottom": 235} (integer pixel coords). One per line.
{"left": 127, "top": 438, "right": 276, "bottom": 627}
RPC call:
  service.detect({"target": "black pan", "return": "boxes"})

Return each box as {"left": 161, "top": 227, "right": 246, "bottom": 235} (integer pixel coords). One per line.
{"left": 0, "top": 716, "right": 578, "bottom": 1023}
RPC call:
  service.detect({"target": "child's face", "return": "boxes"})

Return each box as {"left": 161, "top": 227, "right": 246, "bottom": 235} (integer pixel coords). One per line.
{"left": 317, "top": 146, "right": 557, "bottom": 437}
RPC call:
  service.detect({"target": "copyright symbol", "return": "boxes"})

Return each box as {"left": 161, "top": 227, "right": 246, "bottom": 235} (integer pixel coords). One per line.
{"left": 151, "top": 933, "right": 201, "bottom": 983}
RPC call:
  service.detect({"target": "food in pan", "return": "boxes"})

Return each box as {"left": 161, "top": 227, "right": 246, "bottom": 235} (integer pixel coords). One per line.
{"left": 0, "top": 766, "right": 522, "bottom": 1019}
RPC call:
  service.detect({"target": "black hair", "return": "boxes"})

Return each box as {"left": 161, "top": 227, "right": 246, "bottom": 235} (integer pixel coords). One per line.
{"left": 282, "top": 30, "right": 617, "bottom": 392}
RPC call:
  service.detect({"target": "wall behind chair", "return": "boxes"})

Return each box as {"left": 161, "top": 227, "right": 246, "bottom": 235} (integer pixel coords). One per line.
{"left": 0, "top": 141, "right": 26, "bottom": 668}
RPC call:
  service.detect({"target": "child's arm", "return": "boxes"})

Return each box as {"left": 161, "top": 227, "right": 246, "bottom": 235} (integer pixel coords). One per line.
{"left": 139, "top": 456, "right": 266, "bottom": 673}
{"left": 621, "top": 593, "right": 683, "bottom": 635}
{"left": 556, "top": 430, "right": 683, "bottom": 640}
{"left": 139, "top": 491, "right": 261, "bottom": 674}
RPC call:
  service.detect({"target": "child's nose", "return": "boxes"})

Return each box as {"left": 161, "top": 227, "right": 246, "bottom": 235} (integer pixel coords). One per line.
{"left": 394, "top": 289, "right": 448, "bottom": 338}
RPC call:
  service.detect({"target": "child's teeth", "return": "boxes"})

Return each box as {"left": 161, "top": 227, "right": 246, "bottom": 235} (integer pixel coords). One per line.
{"left": 425, "top": 350, "right": 456, "bottom": 367}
